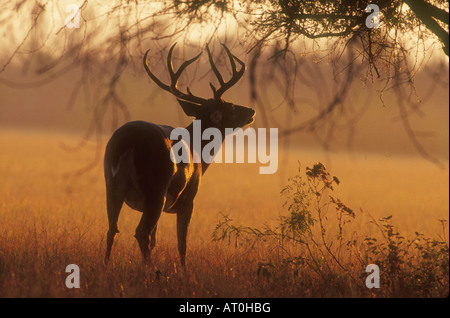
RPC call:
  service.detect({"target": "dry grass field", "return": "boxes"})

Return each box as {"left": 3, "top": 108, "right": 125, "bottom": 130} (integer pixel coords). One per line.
{"left": 0, "top": 128, "right": 448, "bottom": 298}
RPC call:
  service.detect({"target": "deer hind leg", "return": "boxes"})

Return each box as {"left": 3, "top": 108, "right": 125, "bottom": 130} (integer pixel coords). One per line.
{"left": 105, "top": 183, "right": 125, "bottom": 264}
{"left": 134, "top": 195, "right": 164, "bottom": 263}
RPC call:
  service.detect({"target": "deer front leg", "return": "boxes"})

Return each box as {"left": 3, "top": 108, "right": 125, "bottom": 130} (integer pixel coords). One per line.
{"left": 177, "top": 202, "right": 193, "bottom": 267}
{"left": 150, "top": 224, "right": 157, "bottom": 250}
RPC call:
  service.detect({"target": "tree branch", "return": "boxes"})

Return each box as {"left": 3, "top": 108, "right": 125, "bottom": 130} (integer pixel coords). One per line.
{"left": 404, "top": 0, "right": 449, "bottom": 56}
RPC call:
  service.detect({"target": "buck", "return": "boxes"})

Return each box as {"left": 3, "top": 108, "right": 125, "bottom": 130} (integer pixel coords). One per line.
{"left": 103, "top": 43, "right": 255, "bottom": 266}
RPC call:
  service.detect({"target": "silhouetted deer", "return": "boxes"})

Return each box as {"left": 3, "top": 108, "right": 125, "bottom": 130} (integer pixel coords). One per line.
{"left": 104, "top": 43, "right": 255, "bottom": 266}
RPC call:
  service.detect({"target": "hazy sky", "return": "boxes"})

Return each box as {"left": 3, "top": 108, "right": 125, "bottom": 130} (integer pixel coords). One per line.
{"left": 0, "top": 1, "right": 448, "bottom": 161}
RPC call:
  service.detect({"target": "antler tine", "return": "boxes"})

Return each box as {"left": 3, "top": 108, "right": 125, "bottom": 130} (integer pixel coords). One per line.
{"left": 167, "top": 43, "right": 177, "bottom": 80}
{"left": 206, "top": 43, "right": 225, "bottom": 94}
{"left": 221, "top": 43, "right": 246, "bottom": 76}
{"left": 144, "top": 43, "right": 205, "bottom": 104}
{"left": 143, "top": 49, "right": 170, "bottom": 92}
{"left": 174, "top": 52, "right": 203, "bottom": 82}
{"left": 206, "top": 43, "right": 246, "bottom": 99}
{"left": 167, "top": 43, "right": 202, "bottom": 89}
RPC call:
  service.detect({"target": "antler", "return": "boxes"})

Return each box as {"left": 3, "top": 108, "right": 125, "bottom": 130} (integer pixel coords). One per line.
{"left": 143, "top": 43, "right": 205, "bottom": 105}
{"left": 206, "top": 43, "right": 246, "bottom": 100}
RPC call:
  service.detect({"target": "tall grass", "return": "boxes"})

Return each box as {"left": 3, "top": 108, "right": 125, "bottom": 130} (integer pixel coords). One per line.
{"left": 0, "top": 129, "right": 448, "bottom": 297}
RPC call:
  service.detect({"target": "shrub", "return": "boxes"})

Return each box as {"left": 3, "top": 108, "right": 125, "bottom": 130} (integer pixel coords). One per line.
{"left": 212, "top": 162, "right": 449, "bottom": 297}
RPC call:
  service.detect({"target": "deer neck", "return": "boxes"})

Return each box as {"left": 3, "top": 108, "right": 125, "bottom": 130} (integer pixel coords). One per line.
{"left": 184, "top": 120, "right": 225, "bottom": 174}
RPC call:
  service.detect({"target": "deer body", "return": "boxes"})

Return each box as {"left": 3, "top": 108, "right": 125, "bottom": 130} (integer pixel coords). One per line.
{"left": 105, "top": 121, "right": 197, "bottom": 213}
{"left": 104, "top": 44, "right": 255, "bottom": 266}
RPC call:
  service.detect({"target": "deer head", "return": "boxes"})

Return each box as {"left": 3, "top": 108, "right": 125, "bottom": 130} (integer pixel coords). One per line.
{"left": 143, "top": 43, "right": 255, "bottom": 132}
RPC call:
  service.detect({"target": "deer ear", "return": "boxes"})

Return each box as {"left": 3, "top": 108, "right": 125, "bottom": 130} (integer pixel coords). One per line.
{"left": 177, "top": 99, "right": 203, "bottom": 118}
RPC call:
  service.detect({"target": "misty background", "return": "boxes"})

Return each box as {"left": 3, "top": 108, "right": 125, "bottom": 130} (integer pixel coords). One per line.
{"left": 0, "top": 0, "right": 448, "bottom": 167}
